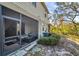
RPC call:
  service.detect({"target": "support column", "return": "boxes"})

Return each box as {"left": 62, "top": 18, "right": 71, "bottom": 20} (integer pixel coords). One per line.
{"left": 38, "top": 20, "right": 43, "bottom": 39}
{"left": 20, "top": 14, "right": 22, "bottom": 46}
{"left": 0, "top": 5, "right": 5, "bottom": 56}
{"left": 38, "top": 21, "right": 40, "bottom": 39}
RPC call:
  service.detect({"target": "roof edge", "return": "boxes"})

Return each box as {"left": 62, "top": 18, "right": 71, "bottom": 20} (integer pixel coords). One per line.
{"left": 41, "top": 2, "right": 49, "bottom": 14}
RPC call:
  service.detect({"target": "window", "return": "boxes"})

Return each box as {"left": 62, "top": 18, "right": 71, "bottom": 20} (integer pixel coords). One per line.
{"left": 45, "top": 28, "right": 47, "bottom": 32}
{"left": 42, "top": 27, "right": 44, "bottom": 31}
{"left": 32, "top": 2, "right": 37, "bottom": 7}
{"left": 45, "top": 13, "right": 46, "bottom": 18}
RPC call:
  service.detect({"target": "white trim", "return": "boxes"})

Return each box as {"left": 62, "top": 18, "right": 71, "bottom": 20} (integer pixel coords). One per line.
{"left": 2, "top": 15, "right": 21, "bottom": 21}
{"left": 5, "top": 36, "right": 19, "bottom": 39}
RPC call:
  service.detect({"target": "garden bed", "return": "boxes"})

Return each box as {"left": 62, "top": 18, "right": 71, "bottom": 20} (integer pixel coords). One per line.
{"left": 26, "top": 44, "right": 73, "bottom": 56}
{"left": 25, "top": 37, "right": 79, "bottom": 56}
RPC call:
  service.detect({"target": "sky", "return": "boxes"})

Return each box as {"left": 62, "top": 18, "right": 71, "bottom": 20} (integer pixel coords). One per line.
{"left": 45, "top": 2, "right": 79, "bottom": 23}
{"left": 45, "top": 2, "right": 58, "bottom": 13}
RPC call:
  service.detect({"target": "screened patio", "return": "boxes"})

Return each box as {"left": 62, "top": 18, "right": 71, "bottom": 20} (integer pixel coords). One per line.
{"left": 0, "top": 6, "right": 38, "bottom": 55}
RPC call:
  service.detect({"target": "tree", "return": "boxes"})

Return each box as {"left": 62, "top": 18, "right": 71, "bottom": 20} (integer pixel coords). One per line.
{"left": 49, "top": 2, "right": 79, "bottom": 35}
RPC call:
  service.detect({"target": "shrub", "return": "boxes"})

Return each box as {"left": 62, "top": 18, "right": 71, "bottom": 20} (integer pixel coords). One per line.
{"left": 51, "top": 33, "right": 60, "bottom": 39}
{"left": 37, "top": 33, "right": 60, "bottom": 45}
{"left": 49, "top": 36, "right": 59, "bottom": 45}
{"left": 37, "top": 37, "right": 50, "bottom": 45}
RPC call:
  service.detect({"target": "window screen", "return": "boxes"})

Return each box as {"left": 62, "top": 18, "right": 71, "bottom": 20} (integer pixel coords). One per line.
{"left": 2, "top": 6, "right": 20, "bottom": 19}
{"left": 21, "top": 22, "right": 25, "bottom": 35}
{"left": 4, "top": 18, "right": 19, "bottom": 37}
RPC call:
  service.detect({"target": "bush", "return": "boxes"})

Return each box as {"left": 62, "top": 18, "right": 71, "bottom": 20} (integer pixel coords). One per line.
{"left": 37, "top": 37, "right": 50, "bottom": 45}
{"left": 49, "top": 36, "right": 59, "bottom": 45}
{"left": 37, "top": 33, "right": 60, "bottom": 45}
{"left": 51, "top": 33, "right": 60, "bottom": 39}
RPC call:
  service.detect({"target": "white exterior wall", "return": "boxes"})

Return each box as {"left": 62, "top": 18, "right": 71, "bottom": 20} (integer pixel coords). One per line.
{"left": 0, "top": 2, "right": 49, "bottom": 38}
